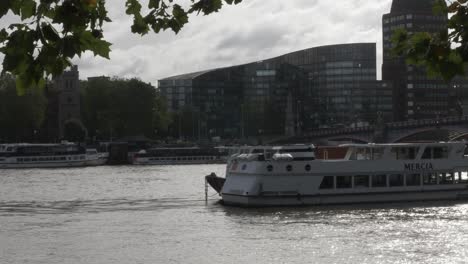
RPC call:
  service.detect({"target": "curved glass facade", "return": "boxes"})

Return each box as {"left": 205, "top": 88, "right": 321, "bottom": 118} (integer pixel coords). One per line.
{"left": 159, "top": 43, "right": 393, "bottom": 138}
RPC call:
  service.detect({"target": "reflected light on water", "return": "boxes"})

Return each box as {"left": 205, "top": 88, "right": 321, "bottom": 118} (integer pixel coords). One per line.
{"left": 1, "top": 165, "right": 468, "bottom": 264}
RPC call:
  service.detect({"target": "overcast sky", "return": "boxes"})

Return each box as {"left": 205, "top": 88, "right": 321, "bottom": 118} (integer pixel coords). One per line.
{"left": 1, "top": 0, "right": 394, "bottom": 85}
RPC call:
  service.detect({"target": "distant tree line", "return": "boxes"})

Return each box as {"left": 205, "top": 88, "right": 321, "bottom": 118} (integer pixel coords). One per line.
{"left": 0, "top": 74, "right": 47, "bottom": 142}
{"left": 0, "top": 74, "right": 173, "bottom": 143}
{"left": 81, "top": 77, "right": 171, "bottom": 141}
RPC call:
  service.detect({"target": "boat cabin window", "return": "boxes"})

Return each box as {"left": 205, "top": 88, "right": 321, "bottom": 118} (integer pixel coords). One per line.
{"left": 454, "top": 172, "right": 468, "bottom": 183}
{"left": 336, "top": 176, "right": 352, "bottom": 188}
{"left": 372, "top": 174, "right": 387, "bottom": 187}
{"left": 350, "top": 147, "right": 385, "bottom": 160}
{"left": 265, "top": 150, "right": 275, "bottom": 160}
{"left": 389, "top": 174, "right": 404, "bottom": 187}
{"left": 354, "top": 175, "right": 369, "bottom": 188}
{"left": 406, "top": 174, "right": 421, "bottom": 186}
{"left": 356, "top": 148, "right": 371, "bottom": 160}
{"left": 422, "top": 147, "right": 448, "bottom": 159}
{"left": 319, "top": 176, "right": 334, "bottom": 189}
{"left": 423, "top": 173, "right": 437, "bottom": 185}
{"left": 372, "top": 148, "right": 385, "bottom": 160}
{"left": 279, "top": 147, "right": 313, "bottom": 154}
{"left": 391, "top": 147, "right": 419, "bottom": 160}
{"left": 438, "top": 172, "right": 453, "bottom": 185}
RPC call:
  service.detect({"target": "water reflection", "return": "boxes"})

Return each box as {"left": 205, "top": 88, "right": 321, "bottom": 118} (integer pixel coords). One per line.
{"left": 216, "top": 201, "right": 468, "bottom": 224}
{"left": 1, "top": 165, "right": 468, "bottom": 264}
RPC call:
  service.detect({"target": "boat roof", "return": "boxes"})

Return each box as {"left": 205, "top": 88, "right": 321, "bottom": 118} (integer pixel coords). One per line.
{"left": 149, "top": 147, "right": 201, "bottom": 150}
{"left": 219, "top": 144, "right": 315, "bottom": 150}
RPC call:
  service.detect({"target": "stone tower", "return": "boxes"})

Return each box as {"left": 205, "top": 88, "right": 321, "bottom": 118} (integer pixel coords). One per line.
{"left": 53, "top": 65, "right": 82, "bottom": 139}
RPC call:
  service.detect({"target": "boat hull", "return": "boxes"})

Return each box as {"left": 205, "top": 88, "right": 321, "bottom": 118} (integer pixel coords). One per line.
{"left": 133, "top": 158, "right": 225, "bottom": 165}
{"left": 0, "top": 160, "right": 90, "bottom": 169}
{"left": 222, "top": 189, "right": 468, "bottom": 207}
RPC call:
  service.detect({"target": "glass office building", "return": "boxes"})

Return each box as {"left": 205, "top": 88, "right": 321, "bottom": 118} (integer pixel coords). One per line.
{"left": 382, "top": 0, "right": 458, "bottom": 121}
{"left": 159, "top": 43, "right": 393, "bottom": 138}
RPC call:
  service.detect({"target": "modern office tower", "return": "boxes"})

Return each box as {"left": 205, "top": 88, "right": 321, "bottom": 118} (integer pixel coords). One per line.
{"left": 382, "top": 0, "right": 454, "bottom": 121}
{"left": 159, "top": 43, "right": 393, "bottom": 138}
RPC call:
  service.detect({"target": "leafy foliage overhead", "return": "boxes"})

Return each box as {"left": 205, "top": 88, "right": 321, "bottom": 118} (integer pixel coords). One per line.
{"left": 0, "top": 0, "right": 243, "bottom": 93}
{"left": 392, "top": 0, "right": 468, "bottom": 81}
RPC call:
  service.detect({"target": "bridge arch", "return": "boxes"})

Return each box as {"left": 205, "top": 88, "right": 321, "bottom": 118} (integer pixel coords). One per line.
{"left": 392, "top": 128, "right": 468, "bottom": 143}
{"left": 450, "top": 132, "right": 468, "bottom": 141}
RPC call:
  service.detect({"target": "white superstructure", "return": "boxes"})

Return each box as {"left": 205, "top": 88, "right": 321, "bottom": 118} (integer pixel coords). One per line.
{"left": 217, "top": 143, "right": 468, "bottom": 206}
{"left": 0, "top": 143, "right": 106, "bottom": 169}
{"left": 132, "top": 147, "right": 227, "bottom": 165}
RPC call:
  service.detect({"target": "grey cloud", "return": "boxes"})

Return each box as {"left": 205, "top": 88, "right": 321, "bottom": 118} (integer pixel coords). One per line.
{"left": 0, "top": 0, "right": 394, "bottom": 83}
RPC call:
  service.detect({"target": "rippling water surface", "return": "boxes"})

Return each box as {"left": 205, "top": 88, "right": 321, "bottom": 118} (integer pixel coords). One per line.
{"left": 1, "top": 165, "right": 468, "bottom": 264}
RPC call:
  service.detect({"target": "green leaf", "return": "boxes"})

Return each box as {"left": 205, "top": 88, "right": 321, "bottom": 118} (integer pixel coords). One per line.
{"left": 0, "top": 29, "right": 8, "bottom": 43}
{"left": 37, "top": 78, "right": 46, "bottom": 90}
{"left": 126, "top": 0, "right": 142, "bottom": 15}
{"left": 41, "top": 23, "right": 60, "bottom": 42}
{"left": 20, "top": 0, "right": 36, "bottom": 20}
{"left": 15, "top": 74, "right": 33, "bottom": 96}
{"left": 132, "top": 14, "right": 150, "bottom": 34}
{"left": 78, "top": 31, "right": 111, "bottom": 59}
{"left": 10, "top": 0, "right": 21, "bottom": 16}
{"left": 148, "top": 0, "right": 161, "bottom": 9}
{"left": 93, "top": 39, "right": 111, "bottom": 59}
{"left": 433, "top": 0, "right": 448, "bottom": 15}
{"left": 0, "top": 0, "right": 13, "bottom": 18}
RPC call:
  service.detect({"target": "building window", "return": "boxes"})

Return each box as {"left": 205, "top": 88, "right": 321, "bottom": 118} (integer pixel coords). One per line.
{"left": 256, "top": 70, "right": 276, "bottom": 77}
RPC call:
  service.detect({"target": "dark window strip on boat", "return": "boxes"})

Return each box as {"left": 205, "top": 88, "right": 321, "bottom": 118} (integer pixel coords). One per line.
{"left": 293, "top": 157, "right": 315, "bottom": 161}
{"left": 0, "top": 151, "right": 85, "bottom": 157}
{"left": 279, "top": 148, "right": 314, "bottom": 153}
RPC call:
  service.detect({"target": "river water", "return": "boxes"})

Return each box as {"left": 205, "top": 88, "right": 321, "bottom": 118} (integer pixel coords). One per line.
{"left": 1, "top": 165, "right": 468, "bottom": 264}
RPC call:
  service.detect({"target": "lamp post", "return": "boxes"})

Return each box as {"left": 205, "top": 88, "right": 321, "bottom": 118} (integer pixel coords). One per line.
{"left": 178, "top": 112, "right": 182, "bottom": 141}
{"left": 296, "top": 100, "right": 302, "bottom": 136}
{"left": 241, "top": 104, "right": 245, "bottom": 139}
{"left": 258, "top": 129, "right": 263, "bottom": 145}
{"left": 33, "top": 129, "right": 38, "bottom": 143}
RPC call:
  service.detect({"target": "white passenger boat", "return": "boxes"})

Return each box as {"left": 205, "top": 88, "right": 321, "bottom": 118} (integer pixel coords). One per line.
{"left": 0, "top": 143, "right": 105, "bottom": 169}
{"left": 85, "top": 149, "right": 109, "bottom": 166}
{"left": 207, "top": 143, "right": 468, "bottom": 207}
{"left": 132, "top": 147, "right": 227, "bottom": 165}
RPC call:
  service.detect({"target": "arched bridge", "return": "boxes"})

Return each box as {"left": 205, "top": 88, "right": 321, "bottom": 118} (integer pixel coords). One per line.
{"left": 294, "top": 116, "right": 468, "bottom": 144}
